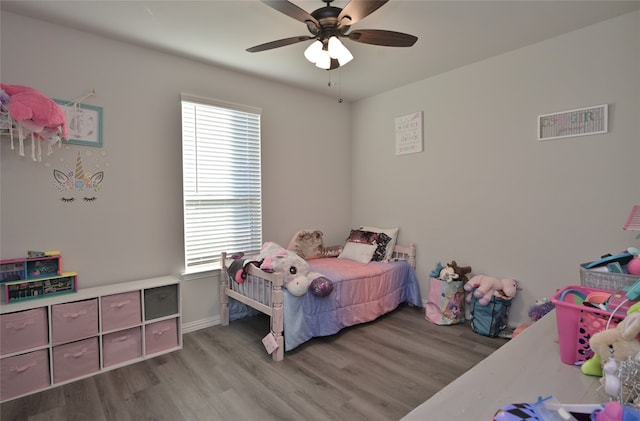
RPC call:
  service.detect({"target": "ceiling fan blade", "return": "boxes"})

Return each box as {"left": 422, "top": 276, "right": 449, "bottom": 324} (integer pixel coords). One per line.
{"left": 338, "top": 0, "right": 388, "bottom": 27}
{"left": 246, "top": 36, "right": 314, "bottom": 53}
{"left": 261, "top": 0, "right": 319, "bottom": 27}
{"left": 347, "top": 29, "right": 418, "bottom": 47}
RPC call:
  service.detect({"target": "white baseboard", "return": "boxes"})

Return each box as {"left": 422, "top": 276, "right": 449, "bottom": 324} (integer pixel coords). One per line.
{"left": 182, "top": 316, "right": 220, "bottom": 334}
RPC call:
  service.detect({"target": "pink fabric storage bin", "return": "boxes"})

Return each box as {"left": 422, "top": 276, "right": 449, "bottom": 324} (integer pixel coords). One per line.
{"left": 51, "top": 298, "right": 98, "bottom": 345}
{"left": 0, "top": 307, "right": 48, "bottom": 355}
{"left": 551, "top": 285, "right": 625, "bottom": 365}
{"left": 103, "top": 327, "right": 142, "bottom": 368}
{"left": 52, "top": 337, "right": 99, "bottom": 383}
{"left": 0, "top": 349, "right": 50, "bottom": 401}
{"left": 145, "top": 318, "right": 178, "bottom": 355}
{"left": 101, "top": 291, "right": 141, "bottom": 332}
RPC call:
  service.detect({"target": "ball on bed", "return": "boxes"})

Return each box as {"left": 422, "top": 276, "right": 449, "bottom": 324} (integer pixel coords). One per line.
{"left": 309, "top": 276, "right": 333, "bottom": 297}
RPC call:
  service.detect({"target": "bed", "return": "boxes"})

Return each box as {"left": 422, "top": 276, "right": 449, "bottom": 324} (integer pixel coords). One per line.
{"left": 219, "top": 235, "right": 422, "bottom": 362}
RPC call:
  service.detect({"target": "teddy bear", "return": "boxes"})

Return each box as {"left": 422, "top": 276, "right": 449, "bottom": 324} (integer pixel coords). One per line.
{"left": 258, "top": 242, "right": 332, "bottom": 297}
{"left": 464, "top": 274, "right": 517, "bottom": 306}
{"left": 449, "top": 261, "right": 472, "bottom": 285}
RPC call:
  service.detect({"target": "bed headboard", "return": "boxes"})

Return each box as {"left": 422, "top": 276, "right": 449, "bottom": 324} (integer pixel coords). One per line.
{"left": 391, "top": 243, "right": 416, "bottom": 270}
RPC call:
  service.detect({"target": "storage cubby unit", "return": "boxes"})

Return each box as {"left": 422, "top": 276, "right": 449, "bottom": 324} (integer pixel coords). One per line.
{"left": 0, "top": 276, "right": 181, "bottom": 402}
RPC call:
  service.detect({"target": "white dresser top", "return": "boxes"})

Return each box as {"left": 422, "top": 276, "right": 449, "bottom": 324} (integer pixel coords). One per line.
{"left": 402, "top": 311, "right": 603, "bottom": 420}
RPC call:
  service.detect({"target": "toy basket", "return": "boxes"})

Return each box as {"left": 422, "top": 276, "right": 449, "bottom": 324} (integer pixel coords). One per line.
{"left": 579, "top": 262, "right": 640, "bottom": 291}
{"left": 551, "top": 285, "right": 627, "bottom": 365}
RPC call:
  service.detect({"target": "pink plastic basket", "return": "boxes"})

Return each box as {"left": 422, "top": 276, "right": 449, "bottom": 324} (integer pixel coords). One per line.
{"left": 551, "top": 285, "right": 626, "bottom": 365}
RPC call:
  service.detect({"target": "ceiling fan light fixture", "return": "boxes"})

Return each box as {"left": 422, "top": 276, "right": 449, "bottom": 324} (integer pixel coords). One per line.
{"left": 249, "top": 1, "right": 418, "bottom": 71}
{"left": 304, "top": 40, "right": 323, "bottom": 63}
{"left": 314, "top": 49, "right": 331, "bottom": 69}
{"left": 328, "top": 36, "right": 353, "bottom": 66}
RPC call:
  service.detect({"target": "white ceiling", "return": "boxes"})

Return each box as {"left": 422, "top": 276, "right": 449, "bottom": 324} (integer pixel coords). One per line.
{"left": 2, "top": 1, "right": 639, "bottom": 102}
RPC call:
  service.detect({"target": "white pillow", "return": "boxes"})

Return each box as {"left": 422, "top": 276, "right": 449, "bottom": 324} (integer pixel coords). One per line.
{"left": 360, "top": 226, "right": 399, "bottom": 261}
{"left": 338, "top": 242, "right": 377, "bottom": 263}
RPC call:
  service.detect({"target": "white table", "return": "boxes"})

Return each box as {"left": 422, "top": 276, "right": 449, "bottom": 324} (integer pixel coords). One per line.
{"left": 402, "top": 311, "right": 604, "bottom": 420}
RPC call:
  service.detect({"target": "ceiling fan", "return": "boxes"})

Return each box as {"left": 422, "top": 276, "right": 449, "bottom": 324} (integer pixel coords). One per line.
{"left": 247, "top": 0, "right": 418, "bottom": 70}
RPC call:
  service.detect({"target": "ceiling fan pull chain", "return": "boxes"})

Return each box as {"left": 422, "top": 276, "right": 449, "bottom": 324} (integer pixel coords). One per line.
{"left": 338, "top": 68, "right": 343, "bottom": 103}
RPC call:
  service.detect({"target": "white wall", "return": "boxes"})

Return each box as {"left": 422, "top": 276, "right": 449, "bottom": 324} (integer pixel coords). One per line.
{"left": 0, "top": 12, "right": 352, "bottom": 328}
{"left": 351, "top": 11, "right": 640, "bottom": 326}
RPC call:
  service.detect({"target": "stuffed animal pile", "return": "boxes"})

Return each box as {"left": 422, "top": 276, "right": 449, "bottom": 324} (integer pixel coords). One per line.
{"left": 227, "top": 242, "right": 333, "bottom": 297}
{"left": 431, "top": 260, "right": 472, "bottom": 285}
{"left": 1, "top": 83, "right": 67, "bottom": 161}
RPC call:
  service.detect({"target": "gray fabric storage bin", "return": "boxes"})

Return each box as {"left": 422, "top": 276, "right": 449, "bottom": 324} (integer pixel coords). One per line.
{"left": 144, "top": 285, "right": 178, "bottom": 320}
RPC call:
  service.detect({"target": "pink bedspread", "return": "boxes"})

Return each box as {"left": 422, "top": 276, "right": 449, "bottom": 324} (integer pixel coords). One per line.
{"left": 283, "top": 258, "right": 422, "bottom": 351}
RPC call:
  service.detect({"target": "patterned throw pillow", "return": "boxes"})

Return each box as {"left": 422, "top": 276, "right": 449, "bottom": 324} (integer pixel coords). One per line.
{"left": 360, "top": 226, "right": 399, "bottom": 261}
{"left": 345, "top": 229, "right": 379, "bottom": 244}
{"left": 371, "top": 233, "right": 391, "bottom": 261}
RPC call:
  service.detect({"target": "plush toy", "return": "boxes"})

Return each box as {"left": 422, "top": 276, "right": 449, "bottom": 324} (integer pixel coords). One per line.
{"left": 429, "top": 261, "right": 444, "bottom": 278}
{"left": 438, "top": 265, "right": 459, "bottom": 283}
{"left": 227, "top": 258, "right": 247, "bottom": 284}
{"left": 1, "top": 83, "right": 67, "bottom": 161}
{"left": 513, "top": 298, "right": 556, "bottom": 338}
{"left": 581, "top": 312, "right": 640, "bottom": 380}
{"left": 227, "top": 257, "right": 262, "bottom": 285}
{"left": 528, "top": 298, "right": 555, "bottom": 321}
{"left": 464, "top": 274, "right": 517, "bottom": 306}
{"left": 258, "top": 242, "right": 332, "bottom": 297}
{"left": 449, "top": 261, "right": 472, "bottom": 285}
{"left": 287, "top": 229, "right": 324, "bottom": 259}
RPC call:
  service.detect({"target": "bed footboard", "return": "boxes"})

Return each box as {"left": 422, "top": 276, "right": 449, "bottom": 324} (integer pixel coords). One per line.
{"left": 220, "top": 252, "right": 285, "bottom": 361}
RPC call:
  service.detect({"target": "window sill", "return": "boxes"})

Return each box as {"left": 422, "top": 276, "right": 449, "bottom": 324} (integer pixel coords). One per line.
{"left": 181, "top": 265, "right": 221, "bottom": 282}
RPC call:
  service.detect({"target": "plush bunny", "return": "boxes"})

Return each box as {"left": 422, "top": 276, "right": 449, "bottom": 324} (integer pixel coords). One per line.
{"left": 582, "top": 312, "right": 640, "bottom": 378}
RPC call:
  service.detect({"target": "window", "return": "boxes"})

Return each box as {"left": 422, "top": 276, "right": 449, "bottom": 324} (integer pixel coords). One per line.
{"left": 181, "top": 94, "right": 262, "bottom": 274}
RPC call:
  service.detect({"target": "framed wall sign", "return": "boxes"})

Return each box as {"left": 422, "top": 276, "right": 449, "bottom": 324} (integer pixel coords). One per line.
{"left": 55, "top": 100, "right": 103, "bottom": 147}
{"left": 395, "top": 111, "right": 423, "bottom": 155}
{"left": 538, "top": 104, "right": 608, "bottom": 141}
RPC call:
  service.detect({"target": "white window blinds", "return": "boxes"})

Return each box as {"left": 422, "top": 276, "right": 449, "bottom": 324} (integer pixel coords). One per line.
{"left": 181, "top": 95, "right": 262, "bottom": 273}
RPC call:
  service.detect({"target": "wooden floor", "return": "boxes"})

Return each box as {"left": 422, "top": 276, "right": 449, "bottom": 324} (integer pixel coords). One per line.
{"left": 1, "top": 305, "right": 507, "bottom": 421}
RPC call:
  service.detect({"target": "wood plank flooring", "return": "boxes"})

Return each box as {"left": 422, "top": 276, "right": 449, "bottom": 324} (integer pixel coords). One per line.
{"left": 0, "top": 305, "right": 507, "bottom": 421}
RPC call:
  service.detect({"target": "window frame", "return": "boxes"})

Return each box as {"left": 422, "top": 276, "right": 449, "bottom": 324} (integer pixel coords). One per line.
{"left": 181, "top": 94, "right": 263, "bottom": 274}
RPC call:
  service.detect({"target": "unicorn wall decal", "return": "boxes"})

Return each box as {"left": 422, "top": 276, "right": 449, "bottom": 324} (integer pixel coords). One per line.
{"left": 53, "top": 151, "right": 104, "bottom": 202}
